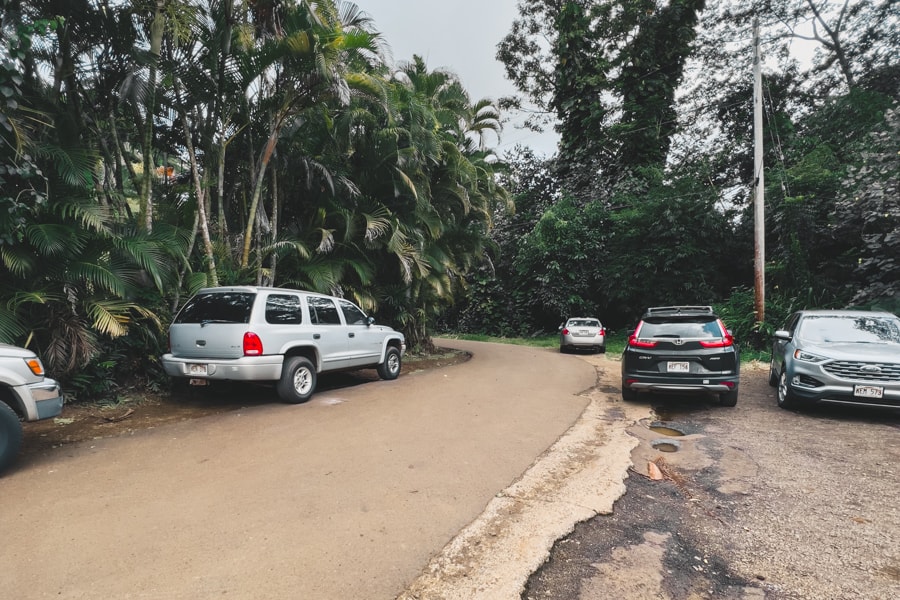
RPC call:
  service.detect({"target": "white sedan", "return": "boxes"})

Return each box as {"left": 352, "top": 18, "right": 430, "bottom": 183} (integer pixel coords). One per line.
{"left": 559, "top": 318, "right": 606, "bottom": 354}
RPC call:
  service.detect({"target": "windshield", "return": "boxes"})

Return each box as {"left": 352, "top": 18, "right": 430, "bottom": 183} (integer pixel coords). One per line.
{"left": 798, "top": 315, "right": 900, "bottom": 343}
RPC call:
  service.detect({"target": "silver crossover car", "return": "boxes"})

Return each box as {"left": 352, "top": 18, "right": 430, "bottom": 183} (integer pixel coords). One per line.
{"left": 769, "top": 309, "right": 900, "bottom": 410}
{"left": 559, "top": 317, "right": 606, "bottom": 353}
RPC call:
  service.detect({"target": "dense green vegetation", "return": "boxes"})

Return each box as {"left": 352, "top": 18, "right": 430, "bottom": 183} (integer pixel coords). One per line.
{"left": 1, "top": 1, "right": 896, "bottom": 401}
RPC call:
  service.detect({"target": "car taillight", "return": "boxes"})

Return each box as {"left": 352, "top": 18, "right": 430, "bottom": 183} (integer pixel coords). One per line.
{"left": 699, "top": 335, "right": 734, "bottom": 348}
{"left": 699, "top": 320, "right": 734, "bottom": 347}
{"left": 628, "top": 334, "right": 658, "bottom": 348}
{"left": 562, "top": 328, "right": 570, "bottom": 335}
{"left": 243, "top": 332, "right": 263, "bottom": 356}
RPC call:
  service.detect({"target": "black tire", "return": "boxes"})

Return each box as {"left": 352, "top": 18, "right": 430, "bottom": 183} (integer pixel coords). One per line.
{"left": 598, "top": 345, "right": 606, "bottom": 354}
{"left": 559, "top": 345, "right": 568, "bottom": 354}
{"left": 621, "top": 385, "right": 638, "bottom": 402}
{"left": 720, "top": 386, "right": 739, "bottom": 407}
{"left": 777, "top": 371, "right": 798, "bottom": 410}
{"left": 377, "top": 347, "right": 402, "bottom": 380}
{"left": 277, "top": 357, "right": 317, "bottom": 404}
{"left": 0, "top": 402, "right": 24, "bottom": 474}
{"left": 768, "top": 359, "right": 778, "bottom": 387}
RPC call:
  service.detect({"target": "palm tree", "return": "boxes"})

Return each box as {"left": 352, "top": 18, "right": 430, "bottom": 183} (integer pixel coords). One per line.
{"left": 237, "top": 0, "right": 383, "bottom": 270}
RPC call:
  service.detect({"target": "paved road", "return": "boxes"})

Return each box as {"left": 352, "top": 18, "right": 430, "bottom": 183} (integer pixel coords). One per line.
{"left": 3, "top": 340, "right": 633, "bottom": 600}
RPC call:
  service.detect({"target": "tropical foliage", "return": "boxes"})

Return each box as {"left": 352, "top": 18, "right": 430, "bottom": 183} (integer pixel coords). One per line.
{"left": 0, "top": 0, "right": 507, "bottom": 399}
{"left": 453, "top": 0, "right": 898, "bottom": 344}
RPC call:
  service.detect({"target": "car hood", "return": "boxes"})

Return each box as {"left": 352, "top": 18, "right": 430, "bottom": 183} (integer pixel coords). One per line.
{"left": 0, "top": 343, "right": 36, "bottom": 359}
{"left": 802, "top": 341, "right": 900, "bottom": 362}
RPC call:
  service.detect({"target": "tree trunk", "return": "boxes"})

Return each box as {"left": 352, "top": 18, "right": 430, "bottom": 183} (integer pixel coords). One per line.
{"left": 141, "top": 0, "right": 167, "bottom": 233}
{"left": 241, "top": 116, "right": 283, "bottom": 268}
{"left": 175, "top": 79, "right": 219, "bottom": 288}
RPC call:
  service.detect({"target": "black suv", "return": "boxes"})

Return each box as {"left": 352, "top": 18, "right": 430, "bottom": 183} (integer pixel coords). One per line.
{"left": 621, "top": 306, "right": 740, "bottom": 406}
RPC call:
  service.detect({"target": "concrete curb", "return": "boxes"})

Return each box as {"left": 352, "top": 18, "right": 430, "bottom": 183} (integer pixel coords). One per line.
{"left": 398, "top": 384, "right": 647, "bottom": 600}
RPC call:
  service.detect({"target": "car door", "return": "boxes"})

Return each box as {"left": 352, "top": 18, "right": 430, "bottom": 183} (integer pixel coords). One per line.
{"left": 338, "top": 299, "right": 383, "bottom": 368}
{"left": 772, "top": 312, "right": 801, "bottom": 375}
{"left": 306, "top": 295, "right": 351, "bottom": 369}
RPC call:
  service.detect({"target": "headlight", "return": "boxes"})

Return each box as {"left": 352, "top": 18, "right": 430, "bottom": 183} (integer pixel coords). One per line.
{"left": 793, "top": 349, "right": 826, "bottom": 363}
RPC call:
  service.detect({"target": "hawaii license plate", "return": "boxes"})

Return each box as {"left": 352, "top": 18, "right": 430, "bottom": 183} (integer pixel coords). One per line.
{"left": 854, "top": 385, "right": 883, "bottom": 399}
{"left": 667, "top": 361, "right": 690, "bottom": 373}
{"left": 188, "top": 363, "right": 208, "bottom": 376}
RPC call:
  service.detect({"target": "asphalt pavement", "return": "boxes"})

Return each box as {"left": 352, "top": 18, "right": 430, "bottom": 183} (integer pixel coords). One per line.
{"left": 2, "top": 339, "right": 641, "bottom": 599}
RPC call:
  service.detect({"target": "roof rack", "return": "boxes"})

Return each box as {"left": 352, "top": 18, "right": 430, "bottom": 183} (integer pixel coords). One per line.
{"left": 645, "top": 305, "right": 714, "bottom": 315}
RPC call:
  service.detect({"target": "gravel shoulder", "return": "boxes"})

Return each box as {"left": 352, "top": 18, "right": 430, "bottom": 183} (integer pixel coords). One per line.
{"left": 525, "top": 356, "right": 900, "bottom": 600}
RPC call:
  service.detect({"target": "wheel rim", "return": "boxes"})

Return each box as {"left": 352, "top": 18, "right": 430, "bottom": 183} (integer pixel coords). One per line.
{"left": 778, "top": 372, "right": 788, "bottom": 405}
{"left": 387, "top": 352, "right": 400, "bottom": 375}
{"left": 293, "top": 367, "right": 313, "bottom": 395}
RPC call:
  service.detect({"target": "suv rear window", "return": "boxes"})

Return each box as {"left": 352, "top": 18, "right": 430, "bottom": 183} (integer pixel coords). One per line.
{"left": 174, "top": 292, "right": 255, "bottom": 324}
{"left": 639, "top": 318, "right": 723, "bottom": 339}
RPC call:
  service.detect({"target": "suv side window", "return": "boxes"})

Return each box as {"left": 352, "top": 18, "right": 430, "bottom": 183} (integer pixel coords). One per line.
{"left": 265, "top": 294, "right": 303, "bottom": 324}
{"left": 338, "top": 299, "right": 368, "bottom": 325}
{"left": 308, "top": 296, "right": 341, "bottom": 325}
{"left": 174, "top": 292, "right": 255, "bottom": 324}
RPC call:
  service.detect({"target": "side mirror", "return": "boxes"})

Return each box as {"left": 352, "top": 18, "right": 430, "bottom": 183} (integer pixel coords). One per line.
{"left": 367, "top": 316, "right": 375, "bottom": 326}
{"left": 774, "top": 329, "right": 791, "bottom": 340}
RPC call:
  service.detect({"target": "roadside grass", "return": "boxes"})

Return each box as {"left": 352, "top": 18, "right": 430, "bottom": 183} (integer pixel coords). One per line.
{"left": 440, "top": 331, "right": 769, "bottom": 364}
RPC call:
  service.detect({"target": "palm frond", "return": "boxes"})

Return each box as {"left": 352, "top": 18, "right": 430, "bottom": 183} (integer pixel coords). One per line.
{"left": 85, "top": 299, "right": 134, "bottom": 338}
{"left": 0, "top": 305, "right": 28, "bottom": 343}
{"left": 67, "top": 262, "right": 127, "bottom": 297}
{"left": 1, "top": 245, "right": 36, "bottom": 277}
{"left": 25, "top": 223, "right": 76, "bottom": 256}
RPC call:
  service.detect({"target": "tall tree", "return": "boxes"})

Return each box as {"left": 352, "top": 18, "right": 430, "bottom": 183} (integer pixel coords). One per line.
{"left": 499, "top": 0, "right": 708, "bottom": 196}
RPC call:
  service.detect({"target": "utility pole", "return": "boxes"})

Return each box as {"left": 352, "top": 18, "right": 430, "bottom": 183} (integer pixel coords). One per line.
{"left": 753, "top": 18, "right": 765, "bottom": 324}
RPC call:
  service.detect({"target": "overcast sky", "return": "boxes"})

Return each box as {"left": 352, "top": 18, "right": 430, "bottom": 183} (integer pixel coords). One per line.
{"left": 354, "top": 0, "right": 560, "bottom": 156}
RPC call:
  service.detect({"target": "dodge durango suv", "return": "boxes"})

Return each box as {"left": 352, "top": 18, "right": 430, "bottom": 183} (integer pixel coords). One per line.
{"left": 621, "top": 306, "right": 740, "bottom": 407}
{"left": 161, "top": 287, "right": 406, "bottom": 403}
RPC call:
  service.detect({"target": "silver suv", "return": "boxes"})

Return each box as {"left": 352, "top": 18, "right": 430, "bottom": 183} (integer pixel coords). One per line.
{"left": 1, "top": 344, "right": 64, "bottom": 473}
{"left": 161, "top": 287, "right": 406, "bottom": 403}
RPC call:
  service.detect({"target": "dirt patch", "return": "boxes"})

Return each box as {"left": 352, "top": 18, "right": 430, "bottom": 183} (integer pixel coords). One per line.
{"left": 22, "top": 347, "right": 470, "bottom": 458}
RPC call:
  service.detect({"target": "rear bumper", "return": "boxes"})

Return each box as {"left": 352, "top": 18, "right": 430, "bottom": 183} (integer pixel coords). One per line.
{"left": 623, "top": 373, "right": 738, "bottom": 396}
{"left": 161, "top": 354, "right": 284, "bottom": 381}
{"left": 561, "top": 336, "right": 605, "bottom": 347}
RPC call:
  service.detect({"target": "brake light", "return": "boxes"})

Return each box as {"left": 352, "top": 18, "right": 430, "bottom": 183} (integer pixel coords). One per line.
{"left": 699, "top": 320, "right": 734, "bottom": 347}
{"left": 243, "top": 332, "right": 263, "bottom": 356}
{"left": 628, "top": 334, "right": 658, "bottom": 349}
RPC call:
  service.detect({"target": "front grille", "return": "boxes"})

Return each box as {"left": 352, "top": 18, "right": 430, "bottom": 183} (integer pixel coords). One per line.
{"left": 823, "top": 361, "right": 900, "bottom": 382}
